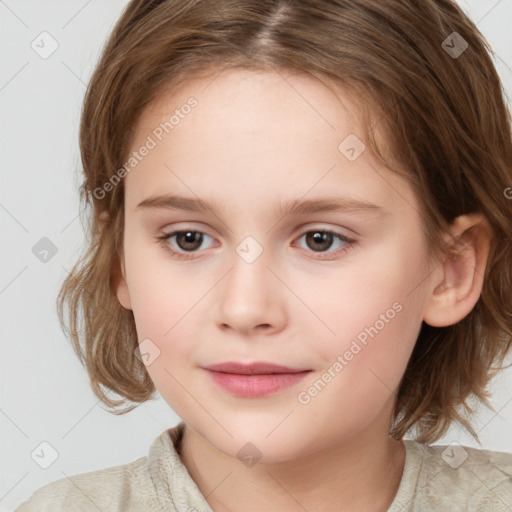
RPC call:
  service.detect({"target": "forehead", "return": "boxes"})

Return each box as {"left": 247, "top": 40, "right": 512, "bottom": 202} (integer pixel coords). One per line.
{"left": 123, "top": 68, "right": 413, "bottom": 216}
{"left": 134, "top": 68, "right": 368, "bottom": 152}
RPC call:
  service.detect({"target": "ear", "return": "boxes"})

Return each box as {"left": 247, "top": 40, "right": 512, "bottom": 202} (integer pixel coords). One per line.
{"left": 100, "top": 209, "right": 133, "bottom": 311}
{"left": 423, "top": 214, "right": 492, "bottom": 327}
{"left": 114, "top": 244, "right": 133, "bottom": 311}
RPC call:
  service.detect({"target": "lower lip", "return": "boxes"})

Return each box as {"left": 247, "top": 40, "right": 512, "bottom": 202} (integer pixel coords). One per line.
{"left": 204, "top": 369, "right": 311, "bottom": 398}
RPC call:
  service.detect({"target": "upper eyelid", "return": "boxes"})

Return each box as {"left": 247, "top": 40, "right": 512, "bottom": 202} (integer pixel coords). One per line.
{"left": 161, "top": 226, "right": 355, "bottom": 247}
{"left": 160, "top": 224, "right": 354, "bottom": 238}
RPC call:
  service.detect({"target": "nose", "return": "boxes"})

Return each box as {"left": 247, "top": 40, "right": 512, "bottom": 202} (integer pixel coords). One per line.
{"left": 215, "top": 246, "right": 287, "bottom": 336}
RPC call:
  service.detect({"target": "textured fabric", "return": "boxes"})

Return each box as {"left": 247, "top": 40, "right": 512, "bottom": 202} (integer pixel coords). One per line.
{"left": 16, "top": 421, "right": 512, "bottom": 511}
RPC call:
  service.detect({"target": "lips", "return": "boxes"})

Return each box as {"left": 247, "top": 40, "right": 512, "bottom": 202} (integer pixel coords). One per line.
{"left": 202, "top": 361, "right": 310, "bottom": 375}
{"left": 202, "top": 361, "right": 312, "bottom": 398}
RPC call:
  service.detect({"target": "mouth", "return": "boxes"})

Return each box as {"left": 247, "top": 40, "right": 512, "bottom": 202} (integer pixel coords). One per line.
{"left": 202, "top": 361, "right": 311, "bottom": 375}
{"left": 202, "top": 361, "right": 312, "bottom": 398}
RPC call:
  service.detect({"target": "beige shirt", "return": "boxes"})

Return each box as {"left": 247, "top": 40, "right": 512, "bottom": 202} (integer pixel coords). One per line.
{"left": 16, "top": 421, "right": 512, "bottom": 511}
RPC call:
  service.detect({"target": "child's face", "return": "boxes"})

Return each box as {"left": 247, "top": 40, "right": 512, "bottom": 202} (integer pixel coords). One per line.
{"left": 117, "top": 68, "right": 438, "bottom": 461}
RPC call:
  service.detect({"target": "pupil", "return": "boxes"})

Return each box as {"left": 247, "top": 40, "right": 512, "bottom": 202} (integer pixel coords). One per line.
{"left": 307, "top": 231, "right": 332, "bottom": 252}
{"left": 178, "top": 231, "right": 202, "bottom": 251}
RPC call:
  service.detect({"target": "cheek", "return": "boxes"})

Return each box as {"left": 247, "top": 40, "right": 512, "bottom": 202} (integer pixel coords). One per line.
{"left": 303, "top": 231, "right": 427, "bottom": 348}
{"left": 122, "top": 237, "right": 201, "bottom": 373}
{"left": 123, "top": 227, "right": 205, "bottom": 336}
{"left": 126, "top": 265, "right": 203, "bottom": 420}
{"left": 298, "top": 233, "right": 428, "bottom": 405}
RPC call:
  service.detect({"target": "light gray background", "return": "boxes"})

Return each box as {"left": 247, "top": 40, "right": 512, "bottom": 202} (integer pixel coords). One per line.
{"left": 1, "top": 1, "right": 511, "bottom": 510}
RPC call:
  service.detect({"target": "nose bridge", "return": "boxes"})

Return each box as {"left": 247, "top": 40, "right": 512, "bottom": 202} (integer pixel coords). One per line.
{"left": 226, "top": 234, "right": 272, "bottom": 303}
{"left": 215, "top": 234, "right": 286, "bottom": 333}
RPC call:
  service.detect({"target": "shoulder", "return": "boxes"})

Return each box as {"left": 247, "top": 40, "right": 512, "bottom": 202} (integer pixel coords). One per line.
{"left": 397, "top": 440, "right": 512, "bottom": 510}
{"left": 15, "top": 455, "right": 161, "bottom": 512}
{"left": 15, "top": 425, "right": 191, "bottom": 512}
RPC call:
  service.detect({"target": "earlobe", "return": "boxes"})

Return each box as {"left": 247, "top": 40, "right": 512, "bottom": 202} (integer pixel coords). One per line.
{"left": 423, "top": 214, "right": 492, "bottom": 328}
{"left": 115, "top": 252, "right": 132, "bottom": 310}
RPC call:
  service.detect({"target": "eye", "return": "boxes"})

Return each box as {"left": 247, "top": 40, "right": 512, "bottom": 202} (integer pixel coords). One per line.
{"left": 293, "top": 229, "right": 355, "bottom": 259}
{"left": 156, "top": 230, "right": 216, "bottom": 260}
{"left": 155, "top": 228, "right": 356, "bottom": 261}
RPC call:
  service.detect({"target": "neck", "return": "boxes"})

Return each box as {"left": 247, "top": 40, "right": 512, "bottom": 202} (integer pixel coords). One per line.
{"left": 178, "top": 421, "right": 405, "bottom": 512}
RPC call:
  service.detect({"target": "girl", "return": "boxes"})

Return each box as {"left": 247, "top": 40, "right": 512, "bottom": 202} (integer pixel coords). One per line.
{"left": 17, "top": 0, "right": 512, "bottom": 510}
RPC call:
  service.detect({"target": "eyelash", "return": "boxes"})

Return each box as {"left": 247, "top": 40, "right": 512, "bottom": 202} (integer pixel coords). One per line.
{"left": 155, "top": 228, "right": 356, "bottom": 261}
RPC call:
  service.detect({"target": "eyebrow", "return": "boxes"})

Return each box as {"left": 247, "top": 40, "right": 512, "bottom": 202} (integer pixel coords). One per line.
{"left": 136, "top": 194, "right": 386, "bottom": 218}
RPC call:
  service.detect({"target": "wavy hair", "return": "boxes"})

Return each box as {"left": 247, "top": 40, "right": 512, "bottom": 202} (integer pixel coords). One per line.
{"left": 57, "top": 0, "right": 512, "bottom": 443}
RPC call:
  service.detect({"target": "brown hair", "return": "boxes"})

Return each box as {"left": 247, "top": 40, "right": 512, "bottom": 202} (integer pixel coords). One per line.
{"left": 58, "top": 0, "right": 512, "bottom": 443}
